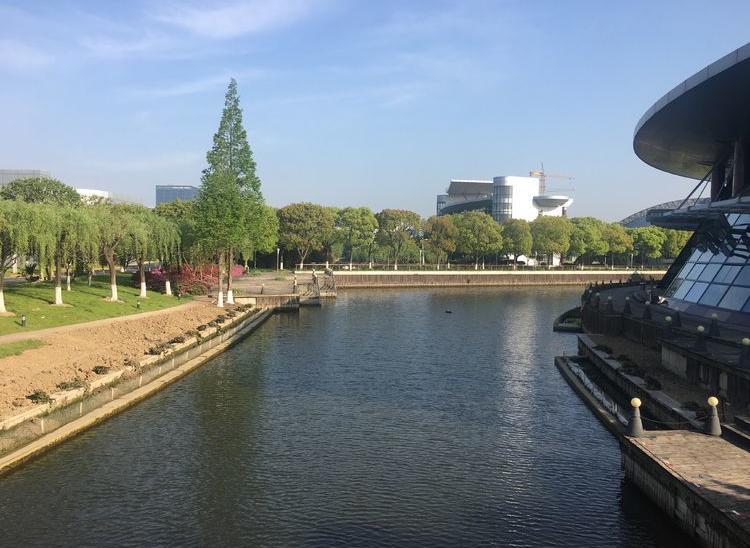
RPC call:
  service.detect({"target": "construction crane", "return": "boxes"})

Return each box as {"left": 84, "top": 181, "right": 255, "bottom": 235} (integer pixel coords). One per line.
{"left": 529, "top": 163, "right": 574, "bottom": 195}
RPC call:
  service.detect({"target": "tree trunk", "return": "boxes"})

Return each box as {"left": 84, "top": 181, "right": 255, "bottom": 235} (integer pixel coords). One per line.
{"left": 226, "top": 248, "right": 235, "bottom": 304}
{"left": 165, "top": 279, "right": 172, "bottom": 296}
{"left": 107, "top": 250, "right": 118, "bottom": 301}
{"left": 0, "top": 266, "right": 6, "bottom": 314}
{"left": 54, "top": 253, "right": 64, "bottom": 305}
{"left": 138, "top": 261, "right": 147, "bottom": 298}
{"left": 66, "top": 265, "right": 71, "bottom": 291}
{"left": 88, "top": 269, "right": 93, "bottom": 286}
{"left": 217, "top": 251, "right": 225, "bottom": 308}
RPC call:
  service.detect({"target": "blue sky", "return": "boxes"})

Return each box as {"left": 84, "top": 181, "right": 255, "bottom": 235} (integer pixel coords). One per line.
{"left": 1, "top": 1, "right": 750, "bottom": 220}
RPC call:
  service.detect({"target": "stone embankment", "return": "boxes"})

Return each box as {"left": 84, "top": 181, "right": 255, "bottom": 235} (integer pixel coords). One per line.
{"left": 334, "top": 270, "right": 664, "bottom": 288}
{"left": 0, "top": 304, "right": 276, "bottom": 475}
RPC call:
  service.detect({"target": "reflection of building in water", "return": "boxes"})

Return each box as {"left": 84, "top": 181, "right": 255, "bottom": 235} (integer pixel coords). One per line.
{"left": 436, "top": 176, "right": 572, "bottom": 222}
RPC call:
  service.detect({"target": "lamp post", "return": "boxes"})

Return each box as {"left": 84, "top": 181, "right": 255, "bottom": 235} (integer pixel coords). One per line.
{"left": 21, "top": 314, "right": 27, "bottom": 327}
{"left": 276, "top": 247, "right": 280, "bottom": 271}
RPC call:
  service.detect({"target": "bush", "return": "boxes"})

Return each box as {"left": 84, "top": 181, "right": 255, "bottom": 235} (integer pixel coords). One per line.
{"left": 92, "top": 365, "right": 110, "bottom": 375}
{"left": 645, "top": 375, "right": 663, "bottom": 390}
{"left": 197, "top": 324, "right": 207, "bottom": 331}
{"left": 168, "top": 335, "right": 186, "bottom": 345}
{"left": 131, "top": 267, "right": 170, "bottom": 292}
{"left": 27, "top": 389, "right": 53, "bottom": 404}
{"left": 172, "top": 263, "right": 245, "bottom": 296}
{"left": 56, "top": 378, "right": 86, "bottom": 391}
{"left": 146, "top": 342, "right": 170, "bottom": 355}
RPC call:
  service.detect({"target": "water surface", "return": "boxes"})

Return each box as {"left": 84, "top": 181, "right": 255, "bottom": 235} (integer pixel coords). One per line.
{"left": 0, "top": 287, "right": 695, "bottom": 547}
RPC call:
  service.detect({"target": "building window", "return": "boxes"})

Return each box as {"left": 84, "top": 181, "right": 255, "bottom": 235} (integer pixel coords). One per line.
{"left": 492, "top": 186, "right": 512, "bottom": 222}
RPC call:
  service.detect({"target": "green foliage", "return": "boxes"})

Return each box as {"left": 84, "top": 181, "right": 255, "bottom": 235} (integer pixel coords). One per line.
{"left": 27, "top": 389, "right": 53, "bottom": 404}
{"left": 338, "top": 207, "right": 378, "bottom": 264}
{"left": 203, "top": 78, "right": 261, "bottom": 200}
{"left": 602, "top": 223, "right": 633, "bottom": 255}
{"left": 531, "top": 216, "right": 572, "bottom": 259}
{"left": 424, "top": 215, "right": 458, "bottom": 265}
{"left": 375, "top": 209, "right": 422, "bottom": 267}
{"left": 155, "top": 199, "right": 198, "bottom": 264}
{"left": 569, "top": 217, "right": 608, "bottom": 262}
{"left": 454, "top": 211, "right": 503, "bottom": 264}
{"left": 0, "top": 201, "right": 36, "bottom": 283}
{"left": 277, "top": 203, "right": 336, "bottom": 266}
{"left": 194, "top": 170, "right": 248, "bottom": 254}
{"left": 630, "top": 226, "right": 667, "bottom": 262}
{"left": 241, "top": 203, "right": 279, "bottom": 265}
{"left": 501, "top": 218, "right": 532, "bottom": 261}
{"left": 662, "top": 229, "right": 692, "bottom": 258}
{"left": 0, "top": 177, "right": 80, "bottom": 206}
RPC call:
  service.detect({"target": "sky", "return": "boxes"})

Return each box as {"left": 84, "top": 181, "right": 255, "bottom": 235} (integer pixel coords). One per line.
{"left": 2, "top": 1, "right": 750, "bottom": 220}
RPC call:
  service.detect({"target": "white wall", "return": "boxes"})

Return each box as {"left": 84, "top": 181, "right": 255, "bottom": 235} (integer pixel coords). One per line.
{"left": 507, "top": 176, "right": 540, "bottom": 222}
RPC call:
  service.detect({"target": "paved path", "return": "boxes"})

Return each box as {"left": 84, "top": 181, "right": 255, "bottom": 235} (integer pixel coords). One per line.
{"left": 0, "top": 299, "right": 210, "bottom": 345}
{"left": 632, "top": 431, "right": 750, "bottom": 529}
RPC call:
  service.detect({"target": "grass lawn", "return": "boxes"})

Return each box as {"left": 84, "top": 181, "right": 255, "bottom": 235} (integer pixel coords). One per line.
{"left": 0, "top": 275, "right": 191, "bottom": 335}
{"left": 0, "top": 339, "right": 45, "bottom": 359}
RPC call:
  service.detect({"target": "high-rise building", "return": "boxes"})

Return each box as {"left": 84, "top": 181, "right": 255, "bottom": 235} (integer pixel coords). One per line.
{"left": 0, "top": 169, "right": 51, "bottom": 187}
{"left": 155, "top": 185, "right": 200, "bottom": 205}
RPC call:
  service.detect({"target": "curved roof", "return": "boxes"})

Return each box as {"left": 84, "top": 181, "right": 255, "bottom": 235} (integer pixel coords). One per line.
{"left": 619, "top": 198, "right": 710, "bottom": 228}
{"left": 634, "top": 43, "right": 750, "bottom": 179}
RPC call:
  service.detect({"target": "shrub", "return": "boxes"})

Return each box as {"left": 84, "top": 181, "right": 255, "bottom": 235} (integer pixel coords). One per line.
{"left": 207, "top": 320, "right": 219, "bottom": 328}
{"left": 146, "top": 342, "right": 170, "bottom": 355}
{"left": 131, "top": 267, "right": 171, "bottom": 292}
{"left": 27, "top": 389, "right": 53, "bottom": 404}
{"left": 197, "top": 324, "right": 207, "bottom": 331}
{"left": 56, "top": 378, "right": 86, "bottom": 391}
{"left": 168, "top": 335, "right": 186, "bottom": 344}
{"left": 645, "top": 375, "right": 662, "bottom": 390}
{"left": 215, "top": 315, "right": 227, "bottom": 323}
{"left": 92, "top": 365, "right": 110, "bottom": 375}
{"left": 173, "top": 264, "right": 245, "bottom": 296}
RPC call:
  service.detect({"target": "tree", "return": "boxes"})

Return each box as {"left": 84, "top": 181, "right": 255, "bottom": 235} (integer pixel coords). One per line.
{"left": 203, "top": 78, "right": 261, "bottom": 199}
{"left": 277, "top": 203, "right": 336, "bottom": 269}
{"left": 338, "top": 207, "right": 378, "bottom": 269}
{"left": 0, "top": 201, "right": 35, "bottom": 313}
{"left": 531, "top": 216, "right": 572, "bottom": 266}
{"left": 569, "top": 217, "right": 608, "bottom": 265}
{"left": 320, "top": 206, "right": 341, "bottom": 265}
{"left": 129, "top": 208, "right": 180, "bottom": 298}
{"left": 241, "top": 203, "right": 278, "bottom": 269}
{"left": 203, "top": 78, "right": 264, "bottom": 303}
{"left": 90, "top": 204, "right": 137, "bottom": 302}
{"left": 454, "top": 211, "right": 503, "bottom": 268}
{"left": 155, "top": 199, "right": 198, "bottom": 266}
{"left": 0, "top": 177, "right": 80, "bottom": 206}
{"left": 662, "top": 229, "right": 692, "bottom": 259}
{"left": 424, "top": 215, "right": 458, "bottom": 269}
{"left": 630, "top": 226, "right": 667, "bottom": 268}
{"left": 375, "top": 209, "right": 421, "bottom": 270}
{"left": 602, "top": 223, "right": 633, "bottom": 267}
{"left": 501, "top": 218, "right": 532, "bottom": 268}
{"left": 194, "top": 171, "right": 247, "bottom": 306}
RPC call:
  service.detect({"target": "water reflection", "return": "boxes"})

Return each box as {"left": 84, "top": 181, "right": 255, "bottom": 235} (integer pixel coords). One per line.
{"left": 0, "top": 287, "right": 696, "bottom": 547}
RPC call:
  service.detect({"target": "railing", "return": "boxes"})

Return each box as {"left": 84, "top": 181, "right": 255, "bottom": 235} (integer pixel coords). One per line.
{"left": 292, "top": 262, "right": 670, "bottom": 272}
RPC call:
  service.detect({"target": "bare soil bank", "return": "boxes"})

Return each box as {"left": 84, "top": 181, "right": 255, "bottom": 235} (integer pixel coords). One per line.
{"left": 0, "top": 301, "right": 225, "bottom": 416}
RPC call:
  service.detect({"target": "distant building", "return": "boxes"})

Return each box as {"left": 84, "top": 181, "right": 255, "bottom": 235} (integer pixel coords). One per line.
{"left": 620, "top": 198, "right": 710, "bottom": 228}
{"left": 155, "top": 185, "right": 199, "bottom": 205}
{"left": 436, "top": 176, "right": 572, "bottom": 222}
{"left": 0, "top": 169, "right": 51, "bottom": 187}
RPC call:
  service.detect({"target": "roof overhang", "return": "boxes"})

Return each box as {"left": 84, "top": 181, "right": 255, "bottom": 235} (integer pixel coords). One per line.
{"left": 634, "top": 43, "right": 750, "bottom": 179}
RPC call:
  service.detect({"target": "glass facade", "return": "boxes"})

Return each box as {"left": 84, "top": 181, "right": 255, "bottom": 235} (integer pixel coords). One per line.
{"left": 666, "top": 213, "right": 750, "bottom": 311}
{"left": 492, "top": 185, "right": 512, "bottom": 222}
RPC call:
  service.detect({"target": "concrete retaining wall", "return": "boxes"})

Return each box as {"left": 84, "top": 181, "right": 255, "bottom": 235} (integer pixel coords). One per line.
{"left": 334, "top": 270, "right": 664, "bottom": 288}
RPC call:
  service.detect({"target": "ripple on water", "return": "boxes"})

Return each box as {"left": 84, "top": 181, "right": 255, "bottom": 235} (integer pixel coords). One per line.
{"left": 0, "top": 288, "right": 697, "bottom": 547}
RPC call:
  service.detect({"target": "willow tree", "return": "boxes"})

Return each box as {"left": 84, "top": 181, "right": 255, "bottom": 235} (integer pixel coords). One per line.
{"left": 91, "top": 204, "right": 135, "bottom": 302}
{"left": 130, "top": 209, "right": 180, "bottom": 298}
{"left": 0, "top": 201, "right": 35, "bottom": 314}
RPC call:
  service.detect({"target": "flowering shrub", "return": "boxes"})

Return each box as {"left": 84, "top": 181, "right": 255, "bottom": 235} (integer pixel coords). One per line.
{"left": 132, "top": 264, "right": 245, "bottom": 296}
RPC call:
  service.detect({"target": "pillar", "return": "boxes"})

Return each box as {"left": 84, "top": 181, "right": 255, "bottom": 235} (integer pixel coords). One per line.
{"left": 732, "top": 138, "right": 748, "bottom": 198}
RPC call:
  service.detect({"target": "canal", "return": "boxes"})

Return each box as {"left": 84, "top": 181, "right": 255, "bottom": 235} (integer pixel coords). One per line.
{"left": 0, "top": 287, "right": 696, "bottom": 547}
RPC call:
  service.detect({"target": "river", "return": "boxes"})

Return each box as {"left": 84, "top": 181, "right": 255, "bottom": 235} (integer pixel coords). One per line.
{"left": 0, "top": 287, "right": 695, "bottom": 547}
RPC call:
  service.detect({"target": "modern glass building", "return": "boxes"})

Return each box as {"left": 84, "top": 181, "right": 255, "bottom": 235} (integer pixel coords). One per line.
{"left": 636, "top": 43, "right": 750, "bottom": 321}
{"left": 155, "top": 185, "right": 200, "bottom": 205}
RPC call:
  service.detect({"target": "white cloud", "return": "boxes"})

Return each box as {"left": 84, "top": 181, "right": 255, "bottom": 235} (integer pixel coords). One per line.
{"left": 79, "top": 33, "right": 173, "bottom": 59}
{"left": 151, "top": 0, "right": 319, "bottom": 39}
{"left": 0, "top": 40, "right": 52, "bottom": 72}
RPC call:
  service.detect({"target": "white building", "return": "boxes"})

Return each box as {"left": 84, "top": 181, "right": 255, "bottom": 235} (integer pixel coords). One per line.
{"left": 438, "top": 175, "right": 572, "bottom": 222}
